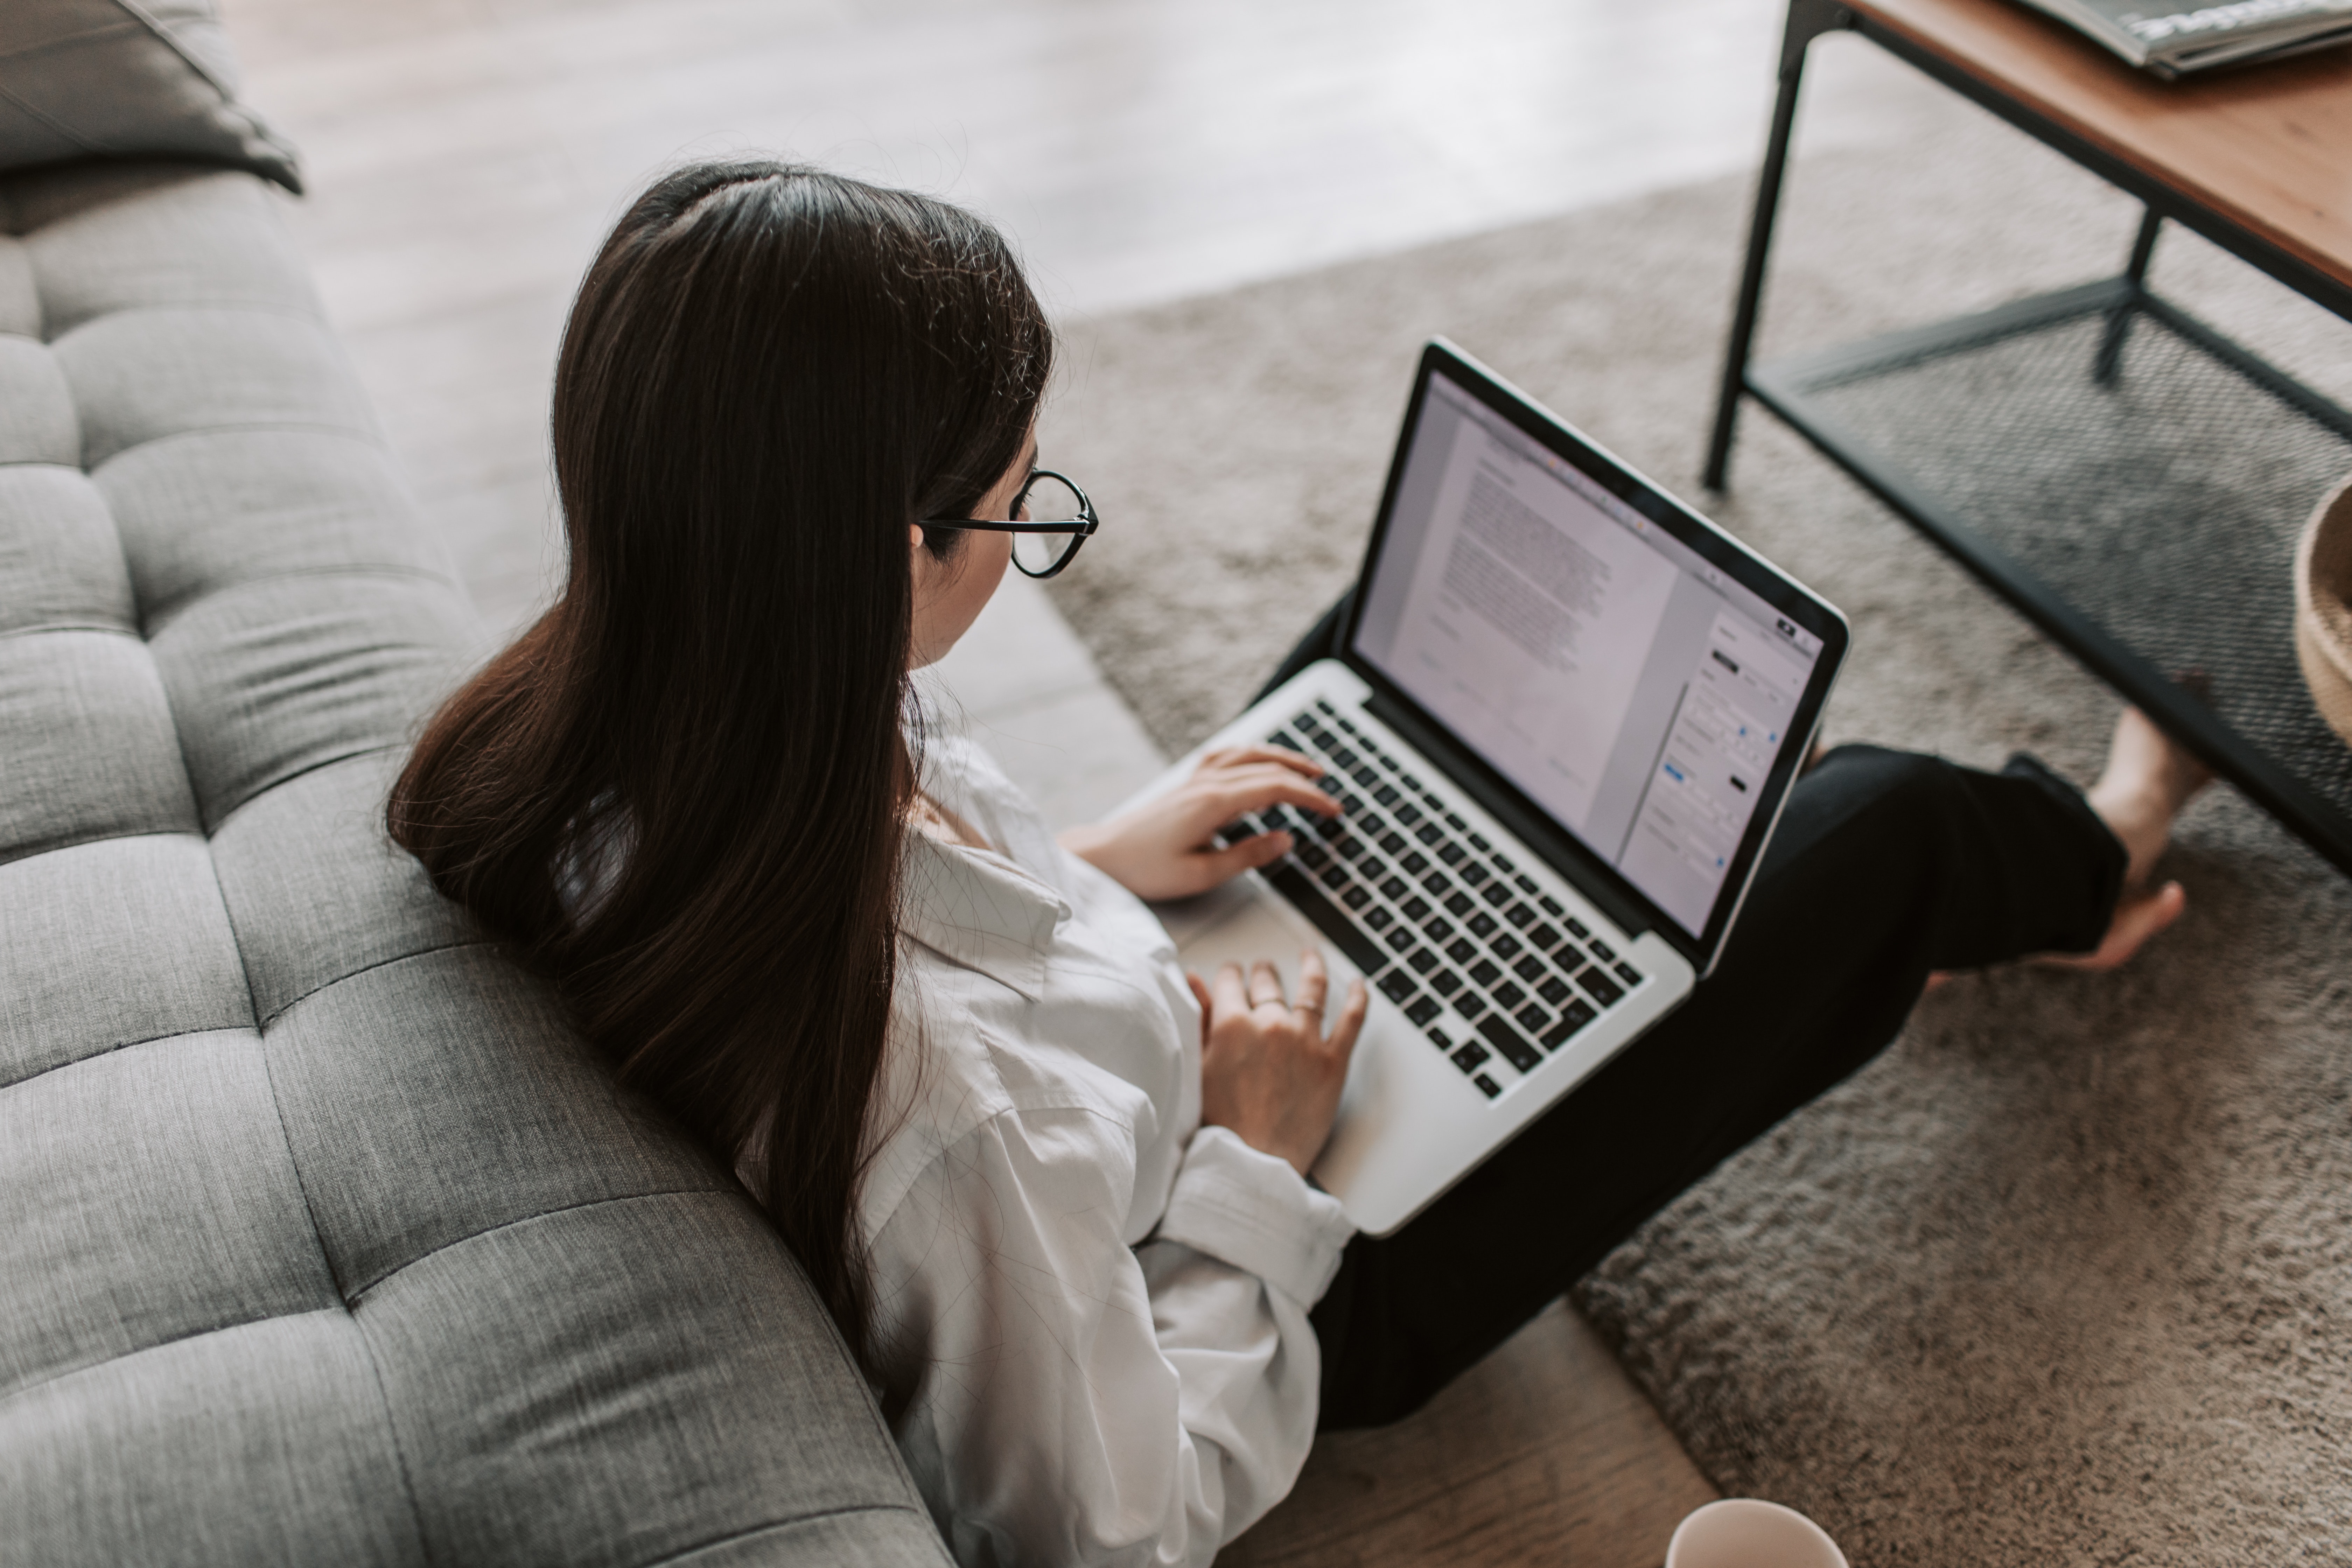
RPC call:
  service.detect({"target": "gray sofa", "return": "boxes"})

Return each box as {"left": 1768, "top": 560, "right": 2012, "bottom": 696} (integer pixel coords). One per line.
{"left": 0, "top": 154, "right": 948, "bottom": 1567}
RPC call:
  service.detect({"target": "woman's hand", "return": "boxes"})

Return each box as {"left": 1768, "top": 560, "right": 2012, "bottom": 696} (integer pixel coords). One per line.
{"left": 1192, "top": 951, "right": 1368, "bottom": 1176}
{"left": 1059, "top": 746, "right": 1338, "bottom": 902}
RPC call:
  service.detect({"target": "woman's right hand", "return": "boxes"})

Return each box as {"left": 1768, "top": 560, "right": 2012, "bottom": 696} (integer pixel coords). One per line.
{"left": 1190, "top": 950, "right": 1368, "bottom": 1176}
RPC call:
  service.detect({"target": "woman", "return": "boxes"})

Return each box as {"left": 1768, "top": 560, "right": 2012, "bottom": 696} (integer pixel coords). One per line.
{"left": 390, "top": 161, "right": 2207, "bottom": 1566}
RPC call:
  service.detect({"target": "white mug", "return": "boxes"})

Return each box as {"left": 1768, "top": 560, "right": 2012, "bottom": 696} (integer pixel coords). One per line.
{"left": 1664, "top": 1498, "right": 1850, "bottom": 1568}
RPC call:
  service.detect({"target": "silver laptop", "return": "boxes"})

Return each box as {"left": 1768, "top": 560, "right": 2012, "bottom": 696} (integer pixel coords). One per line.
{"left": 1126, "top": 340, "right": 1849, "bottom": 1236}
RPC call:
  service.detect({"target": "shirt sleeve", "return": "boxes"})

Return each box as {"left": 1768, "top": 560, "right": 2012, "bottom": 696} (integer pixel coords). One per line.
{"left": 872, "top": 1111, "right": 1354, "bottom": 1568}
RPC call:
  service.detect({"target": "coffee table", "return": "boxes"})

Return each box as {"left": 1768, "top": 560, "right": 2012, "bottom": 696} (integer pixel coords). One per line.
{"left": 1704, "top": 0, "right": 2352, "bottom": 873}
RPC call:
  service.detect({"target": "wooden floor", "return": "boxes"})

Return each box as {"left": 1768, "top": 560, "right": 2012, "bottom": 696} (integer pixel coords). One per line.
{"left": 213, "top": 2, "right": 1937, "bottom": 1561}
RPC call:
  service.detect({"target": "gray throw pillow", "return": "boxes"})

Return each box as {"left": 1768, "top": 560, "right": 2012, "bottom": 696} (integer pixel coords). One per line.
{"left": 0, "top": 0, "right": 300, "bottom": 193}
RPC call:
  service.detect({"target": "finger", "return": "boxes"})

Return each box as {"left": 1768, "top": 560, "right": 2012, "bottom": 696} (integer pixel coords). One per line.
{"left": 1325, "top": 976, "right": 1370, "bottom": 1056}
{"left": 1169, "top": 832, "right": 1293, "bottom": 898}
{"left": 1212, "top": 961, "right": 1250, "bottom": 1020}
{"left": 1209, "top": 744, "right": 1325, "bottom": 779}
{"left": 1186, "top": 972, "right": 1215, "bottom": 1045}
{"left": 1202, "top": 770, "right": 1343, "bottom": 822}
{"left": 1295, "top": 948, "right": 1328, "bottom": 1017}
{"left": 1247, "top": 960, "right": 1286, "bottom": 1009}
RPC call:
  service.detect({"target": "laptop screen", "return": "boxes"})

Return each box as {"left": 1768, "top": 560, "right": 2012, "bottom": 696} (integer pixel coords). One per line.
{"left": 1351, "top": 366, "right": 1828, "bottom": 939}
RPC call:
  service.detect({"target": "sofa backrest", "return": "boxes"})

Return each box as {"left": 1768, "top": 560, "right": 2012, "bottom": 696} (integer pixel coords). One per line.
{"left": 0, "top": 161, "right": 948, "bottom": 1568}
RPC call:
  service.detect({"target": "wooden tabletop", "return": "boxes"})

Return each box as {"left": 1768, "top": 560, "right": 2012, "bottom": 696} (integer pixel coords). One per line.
{"left": 1847, "top": 0, "right": 2352, "bottom": 296}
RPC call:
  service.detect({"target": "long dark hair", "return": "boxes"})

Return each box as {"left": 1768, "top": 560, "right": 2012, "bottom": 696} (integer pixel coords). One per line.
{"left": 388, "top": 161, "right": 1053, "bottom": 1367}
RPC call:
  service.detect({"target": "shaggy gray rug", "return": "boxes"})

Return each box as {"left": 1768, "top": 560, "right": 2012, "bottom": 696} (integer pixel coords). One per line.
{"left": 1044, "top": 86, "right": 2352, "bottom": 1566}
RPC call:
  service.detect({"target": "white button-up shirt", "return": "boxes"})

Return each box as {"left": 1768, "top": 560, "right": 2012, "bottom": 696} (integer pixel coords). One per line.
{"left": 866, "top": 733, "right": 1356, "bottom": 1567}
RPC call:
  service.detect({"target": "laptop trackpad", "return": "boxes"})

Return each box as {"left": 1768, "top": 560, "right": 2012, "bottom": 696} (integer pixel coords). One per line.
{"left": 1174, "top": 884, "right": 1352, "bottom": 995}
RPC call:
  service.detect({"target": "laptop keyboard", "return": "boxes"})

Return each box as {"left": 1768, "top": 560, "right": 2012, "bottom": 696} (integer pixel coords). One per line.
{"left": 1214, "top": 699, "right": 1646, "bottom": 1100}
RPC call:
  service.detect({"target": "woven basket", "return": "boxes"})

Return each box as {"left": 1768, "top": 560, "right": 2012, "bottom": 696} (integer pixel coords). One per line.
{"left": 2295, "top": 475, "right": 2352, "bottom": 749}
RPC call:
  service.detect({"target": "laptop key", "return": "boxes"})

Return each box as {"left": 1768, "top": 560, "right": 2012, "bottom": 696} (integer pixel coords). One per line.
{"left": 1472, "top": 1073, "right": 1502, "bottom": 1098}
{"left": 1401, "top": 851, "right": 1429, "bottom": 876}
{"left": 1490, "top": 932, "right": 1522, "bottom": 961}
{"left": 1505, "top": 901, "right": 1536, "bottom": 927}
{"left": 1395, "top": 803, "right": 1422, "bottom": 826}
{"left": 1386, "top": 926, "right": 1417, "bottom": 952}
{"left": 1527, "top": 922, "right": 1561, "bottom": 952}
{"left": 1427, "top": 1026, "right": 1453, "bottom": 1050}
{"left": 1340, "top": 885, "right": 1371, "bottom": 910}
{"left": 1492, "top": 981, "right": 1525, "bottom": 1012}
{"left": 1541, "top": 999, "right": 1598, "bottom": 1048}
{"left": 1513, "top": 954, "right": 1546, "bottom": 983}
{"left": 1447, "top": 938, "right": 1479, "bottom": 966}
{"left": 1317, "top": 865, "right": 1348, "bottom": 890}
{"left": 1359, "top": 857, "right": 1388, "bottom": 881}
{"left": 1379, "top": 831, "right": 1409, "bottom": 857}
{"left": 1482, "top": 882, "right": 1512, "bottom": 908}
{"left": 1444, "top": 892, "right": 1476, "bottom": 917}
{"left": 1436, "top": 841, "right": 1466, "bottom": 865}
{"left": 1588, "top": 938, "right": 1617, "bottom": 963}
{"left": 1537, "top": 975, "right": 1572, "bottom": 1006}
{"left": 1422, "top": 871, "right": 1452, "bottom": 897}
{"left": 1614, "top": 962, "right": 1644, "bottom": 987}
{"left": 1539, "top": 894, "right": 1565, "bottom": 917}
{"left": 1264, "top": 863, "right": 1388, "bottom": 976}
{"left": 1475, "top": 1013, "right": 1542, "bottom": 1073}
{"left": 1406, "top": 946, "right": 1439, "bottom": 973}
{"left": 1377, "top": 876, "right": 1407, "bottom": 901}
{"left": 1364, "top": 907, "right": 1392, "bottom": 931}
{"left": 1373, "top": 784, "right": 1401, "bottom": 807}
{"left": 1467, "top": 959, "right": 1503, "bottom": 988}
{"left": 1515, "top": 1003, "right": 1552, "bottom": 1035}
{"left": 1378, "top": 970, "right": 1418, "bottom": 1004}
{"left": 1454, "top": 992, "right": 1487, "bottom": 1020}
{"left": 1405, "top": 995, "right": 1443, "bottom": 1027}
{"left": 1458, "top": 862, "right": 1490, "bottom": 888}
{"left": 1451, "top": 1042, "right": 1490, "bottom": 1073}
{"left": 1416, "top": 821, "right": 1447, "bottom": 846}
{"left": 1424, "top": 917, "right": 1454, "bottom": 943}
{"left": 1467, "top": 912, "right": 1499, "bottom": 938}
{"left": 1401, "top": 895, "right": 1431, "bottom": 921}
{"left": 1514, "top": 874, "right": 1539, "bottom": 896}
{"left": 1578, "top": 967, "right": 1626, "bottom": 1007}
{"left": 1430, "top": 968, "right": 1464, "bottom": 995}
{"left": 1491, "top": 854, "right": 1515, "bottom": 875}
{"left": 1352, "top": 766, "right": 1381, "bottom": 788}
{"left": 1566, "top": 917, "right": 1590, "bottom": 939}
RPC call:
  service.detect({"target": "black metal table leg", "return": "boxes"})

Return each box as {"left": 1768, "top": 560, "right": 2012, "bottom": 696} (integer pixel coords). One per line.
{"left": 2093, "top": 208, "right": 2165, "bottom": 385}
{"left": 1703, "top": 0, "right": 1854, "bottom": 492}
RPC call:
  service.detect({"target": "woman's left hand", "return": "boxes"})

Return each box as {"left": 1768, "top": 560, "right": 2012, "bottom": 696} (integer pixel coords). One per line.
{"left": 1059, "top": 746, "right": 1339, "bottom": 901}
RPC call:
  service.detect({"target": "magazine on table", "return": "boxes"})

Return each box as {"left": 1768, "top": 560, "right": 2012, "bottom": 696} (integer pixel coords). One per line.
{"left": 2014, "top": 0, "right": 2352, "bottom": 76}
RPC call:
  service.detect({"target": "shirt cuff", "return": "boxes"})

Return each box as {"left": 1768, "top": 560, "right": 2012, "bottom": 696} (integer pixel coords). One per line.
{"left": 1155, "top": 1126, "right": 1357, "bottom": 1307}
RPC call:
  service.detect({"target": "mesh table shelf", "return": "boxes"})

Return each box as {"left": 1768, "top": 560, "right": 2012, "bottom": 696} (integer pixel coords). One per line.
{"left": 1707, "top": 0, "right": 2352, "bottom": 875}
{"left": 1751, "top": 280, "right": 2352, "bottom": 870}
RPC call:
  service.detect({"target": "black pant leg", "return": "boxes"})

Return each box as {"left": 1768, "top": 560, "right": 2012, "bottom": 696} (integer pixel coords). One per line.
{"left": 1310, "top": 743, "right": 2126, "bottom": 1429}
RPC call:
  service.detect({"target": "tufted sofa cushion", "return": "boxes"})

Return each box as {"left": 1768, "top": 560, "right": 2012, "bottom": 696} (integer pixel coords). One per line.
{"left": 0, "top": 162, "right": 949, "bottom": 1568}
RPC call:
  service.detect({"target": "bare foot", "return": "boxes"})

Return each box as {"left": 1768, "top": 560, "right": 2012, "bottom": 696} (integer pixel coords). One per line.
{"left": 2034, "top": 879, "right": 2188, "bottom": 972}
{"left": 2086, "top": 707, "right": 2211, "bottom": 891}
{"left": 2031, "top": 707, "right": 2208, "bottom": 972}
{"left": 1927, "top": 709, "right": 2208, "bottom": 987}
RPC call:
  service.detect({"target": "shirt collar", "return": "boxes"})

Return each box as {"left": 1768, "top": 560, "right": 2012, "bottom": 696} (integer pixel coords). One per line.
{"left": 899, "top": 831, "right": 1070, "bottom": 1002}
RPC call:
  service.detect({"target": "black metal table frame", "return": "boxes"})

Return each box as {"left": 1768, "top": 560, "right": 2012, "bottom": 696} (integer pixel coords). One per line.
{"left": 1704, "top": 0, "right": 2352, "bottom": 875}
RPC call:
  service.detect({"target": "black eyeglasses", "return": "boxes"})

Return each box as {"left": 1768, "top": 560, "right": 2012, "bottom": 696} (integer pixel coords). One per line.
{"left": 921, "top": 468, "right": 1099, "bottom": 579}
